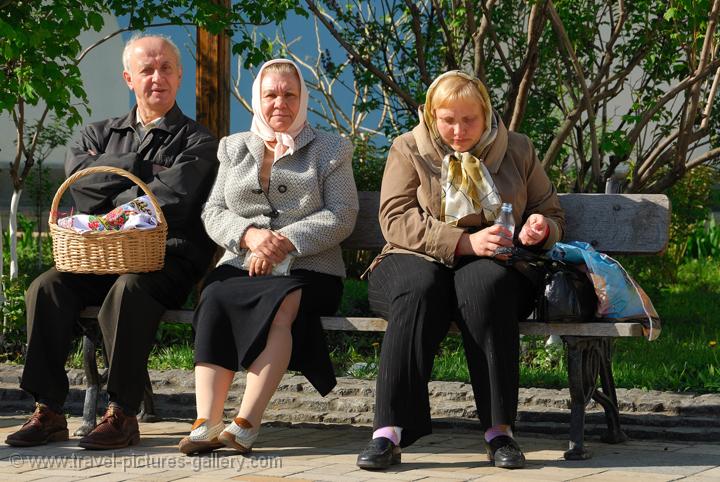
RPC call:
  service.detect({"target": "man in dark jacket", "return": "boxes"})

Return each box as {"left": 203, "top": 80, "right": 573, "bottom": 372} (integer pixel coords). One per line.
{"left": 6, "top": 34, "right": 219, "bottom": 450}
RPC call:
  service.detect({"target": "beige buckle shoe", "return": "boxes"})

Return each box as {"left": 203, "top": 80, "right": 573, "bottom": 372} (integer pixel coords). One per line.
{"left": 218, "top": 416, "right": 258, "bottom": 453}
{"left": 178, "top": 418, "right": 224, "bottom": 455}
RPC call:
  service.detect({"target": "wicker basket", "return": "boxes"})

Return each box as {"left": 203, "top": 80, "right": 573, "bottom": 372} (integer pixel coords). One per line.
{"left": 49, "top": 166, "right": 167, "bottom": 274}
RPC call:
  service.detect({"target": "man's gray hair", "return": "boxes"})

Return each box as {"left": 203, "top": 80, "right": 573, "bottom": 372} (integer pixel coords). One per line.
{"left": 122, "top": 33, "right": 182, "bottom": 72}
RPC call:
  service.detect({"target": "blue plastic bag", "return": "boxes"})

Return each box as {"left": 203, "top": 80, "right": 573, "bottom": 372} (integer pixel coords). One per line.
{"left": 548, "top": 241, "right": 661, "bottom": 340}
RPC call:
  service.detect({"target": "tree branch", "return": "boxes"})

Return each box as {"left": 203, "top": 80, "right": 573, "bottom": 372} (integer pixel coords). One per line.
{"left": 701, "top": 65, "right": 720, "bottom": 129}
{"left": 478, "top": 0, "right": 514, "bottom": 78}
{"left": 508, "top": 0, "right": 548, "bottom": 131}
{"left": 686, "top": 145, "right": 720, "bottom": 170}
{"left": 547, "top": 0, "right": 602, "bottom": 189}
{"left": 624, "top": 56, "right": 720, "bottom": 162}
{"left": 19, "top": 105, "right": 50, "bottom": 186}
{"left": 10, "top": 100, "right": 24, "bottom": 191}
{"left": 430, "top": 0, "right": 458, "bottom": 69}
{"left": 473, "top": 0, "right": 498, "bottom": 82}
{"left": 405, "top": 0, "right": 431, "bottom": 86}
{"left": 305, "top": 0, "right": 418, "bottom": 110}
{"left": 672, "top": 0, "right": 720, "bottom": 176}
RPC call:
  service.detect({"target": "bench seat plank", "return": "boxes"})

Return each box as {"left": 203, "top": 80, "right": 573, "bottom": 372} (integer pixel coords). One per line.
{"left": 80, "top": 308, "right": 644, "bottom": 337}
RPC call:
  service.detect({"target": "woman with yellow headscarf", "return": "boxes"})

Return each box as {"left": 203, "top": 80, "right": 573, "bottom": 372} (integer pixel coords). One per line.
{"left": 356, "top": 71, "right": 565, "bottom": 471}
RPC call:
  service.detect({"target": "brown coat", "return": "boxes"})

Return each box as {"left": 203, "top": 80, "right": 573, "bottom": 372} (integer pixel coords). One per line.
{"left": 371, "top": 115, "right": 565, "bottom": 270}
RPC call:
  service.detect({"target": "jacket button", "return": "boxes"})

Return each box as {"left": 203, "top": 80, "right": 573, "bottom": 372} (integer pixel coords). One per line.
{"left": 278, "top": 185, "right": 287, "bottom": 193}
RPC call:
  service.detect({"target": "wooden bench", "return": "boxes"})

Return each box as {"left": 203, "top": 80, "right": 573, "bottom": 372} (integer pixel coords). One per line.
{"left": 78, "top": 190, "right": 669, "bottom": 460}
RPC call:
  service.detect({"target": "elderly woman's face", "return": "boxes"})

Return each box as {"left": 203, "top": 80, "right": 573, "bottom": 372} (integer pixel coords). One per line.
{"left": 434, "top": 98, "right": 486, "bottom": 152}
{"left": 261, "top": 71, "right": 301, "bottom": 132}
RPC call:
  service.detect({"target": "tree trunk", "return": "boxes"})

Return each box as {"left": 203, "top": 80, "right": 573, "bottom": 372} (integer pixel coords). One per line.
{"left": 0, "top": 213, "right": 4, "bottom": 334}
{"left": 9, "top": 188, "right": 22, "bottom": 280}
{"left": 36, "top": 163, "right": 43, "bottom": 271}
{"left": 196, "top": 0, "right": 231, "bottom": 139}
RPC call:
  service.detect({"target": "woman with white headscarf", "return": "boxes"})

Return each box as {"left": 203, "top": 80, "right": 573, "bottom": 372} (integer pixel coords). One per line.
{"left": 179, "top": 59, "right": 358, "bottom": 455}
{"left": 356, "top": 71, "right": 565, "bottom": 470}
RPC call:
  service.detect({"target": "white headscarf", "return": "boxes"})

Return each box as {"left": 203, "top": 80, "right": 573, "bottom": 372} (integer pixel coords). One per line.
{"left": 250, "top": 59, "right": 309, "bottom": 161}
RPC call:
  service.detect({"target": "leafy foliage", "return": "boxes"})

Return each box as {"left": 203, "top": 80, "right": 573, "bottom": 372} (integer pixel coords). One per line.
{"left": 307, "top": 0, "right": 720, "bottom": 193}
{"left": 0, "top": 1, "right": 106, "bottom": 127}
{"left": 685, "top": 218, "right": 720, "bottom": 259}
{"left": 0, "top": 214, "right": 55, "bottom": 359}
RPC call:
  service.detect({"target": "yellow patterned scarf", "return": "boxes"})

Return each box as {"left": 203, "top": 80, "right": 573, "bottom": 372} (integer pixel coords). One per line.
{"left": 441, "top": 150, "right": 501, "bottom": 225}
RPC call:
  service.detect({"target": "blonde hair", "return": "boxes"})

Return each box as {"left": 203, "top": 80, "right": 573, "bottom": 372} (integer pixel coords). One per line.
{"left": 428, "top": 75, "right": 487, "bottom": 115}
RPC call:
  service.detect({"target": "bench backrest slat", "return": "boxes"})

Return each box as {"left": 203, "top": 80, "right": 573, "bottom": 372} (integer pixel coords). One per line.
{"left": 342, "top": 192, "right": 670, "bottom": 255}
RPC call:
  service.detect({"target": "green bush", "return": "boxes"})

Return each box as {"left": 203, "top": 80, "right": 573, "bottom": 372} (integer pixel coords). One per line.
{"left": 2, "top": 214, "right": 55, "bottom": 280}
{"left": 0, "top": 275, "right": 30, "bottom": 362}
{"left": 0, "top": 214, "right": 55, "bottom": 358}
{"left": 685, "top": 218, "right": 720, "bottom": 260}
{"left": 621, "top": 166, "right": 720, "bottom": 286}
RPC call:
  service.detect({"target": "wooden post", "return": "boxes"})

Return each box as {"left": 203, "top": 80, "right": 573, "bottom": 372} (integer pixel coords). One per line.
{"left": 195, "top": 0, "right": 231, "bottom": 139}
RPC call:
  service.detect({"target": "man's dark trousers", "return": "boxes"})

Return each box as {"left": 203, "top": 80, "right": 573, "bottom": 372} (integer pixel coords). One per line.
{"left": 20, "top": 255, "right": 196, "bottom": 412}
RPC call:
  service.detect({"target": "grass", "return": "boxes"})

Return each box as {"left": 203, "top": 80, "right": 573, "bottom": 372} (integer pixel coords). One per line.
{"left": 610, "top": 260, "right": 720, "bottom": 392}
{"left": 63, "top": 258, "right": 720, "bottom": 394}
{"left": 312, "top": 260, "right": 720, "bottom": 393}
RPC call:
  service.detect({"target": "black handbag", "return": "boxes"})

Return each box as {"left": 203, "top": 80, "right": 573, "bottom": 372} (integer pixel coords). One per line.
{"left": 503, "top": 247, "right": 598, "bottom": 323}
{"left": 537, "top": 260, "right": 598, "bottom": 322}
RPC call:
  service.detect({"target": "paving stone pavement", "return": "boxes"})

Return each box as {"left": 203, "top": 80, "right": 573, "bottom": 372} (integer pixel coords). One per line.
{"left": 1, "top": 365, "right": 719, "bottom": 442}
{"left": 0, "top": 415, "right": 718, "bottom": 481}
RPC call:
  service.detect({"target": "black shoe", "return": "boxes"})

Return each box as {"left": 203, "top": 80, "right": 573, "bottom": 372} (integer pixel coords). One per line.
{"left": 356, "top": 437, "right": 401, "bottom": 470}
{"left": 485, "top": 435, "right": 525, "bottom": 469}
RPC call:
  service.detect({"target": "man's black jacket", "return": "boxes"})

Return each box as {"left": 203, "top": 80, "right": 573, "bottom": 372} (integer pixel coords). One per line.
{"left": 65, "top": 103, "right": 219, "bottom": 276}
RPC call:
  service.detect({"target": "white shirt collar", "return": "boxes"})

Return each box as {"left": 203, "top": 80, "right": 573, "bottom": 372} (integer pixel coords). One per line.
{"left": 135, "top": 110, "right": 163, "bottom": 129}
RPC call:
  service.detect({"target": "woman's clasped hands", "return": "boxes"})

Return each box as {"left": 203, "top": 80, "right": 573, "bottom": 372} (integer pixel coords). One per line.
{"left": 242, "top": 227, "right": 295, "bottom": 276}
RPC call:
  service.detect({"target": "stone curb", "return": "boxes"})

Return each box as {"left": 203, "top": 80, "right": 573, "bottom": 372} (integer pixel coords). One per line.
{"left": 1, "top": 364, "right": 719, "bottom": 442}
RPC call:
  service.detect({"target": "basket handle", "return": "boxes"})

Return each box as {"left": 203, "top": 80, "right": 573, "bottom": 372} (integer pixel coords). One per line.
{"left": 49, "top": 166, "right": 167, "bottom": 226}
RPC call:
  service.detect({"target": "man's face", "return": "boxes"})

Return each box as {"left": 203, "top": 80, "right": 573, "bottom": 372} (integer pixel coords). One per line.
{"left": 123, "top": 37, "right": 182, "bottom": 119}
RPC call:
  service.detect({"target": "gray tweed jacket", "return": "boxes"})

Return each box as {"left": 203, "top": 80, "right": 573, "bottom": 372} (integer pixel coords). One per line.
{"left": 201, "top": 125, "right": 358, "bottom": 278}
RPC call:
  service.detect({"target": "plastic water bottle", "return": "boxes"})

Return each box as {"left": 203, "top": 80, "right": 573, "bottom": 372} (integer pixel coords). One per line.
{"left": 494, "top": 202, "right": 515, "bottom": 240}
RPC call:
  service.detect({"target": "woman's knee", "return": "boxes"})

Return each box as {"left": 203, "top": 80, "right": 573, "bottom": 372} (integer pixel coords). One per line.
{"left": 196, "top": 279, "right": 233, "bottom": 316}
{"left": 372, "top": 256, "right": 450, "bottom": 302}
{"left": 457, "top": 260, "right": 526, "bottom": 297}
{"left": 271, "top": 289, "right": 302, "bottom": 329}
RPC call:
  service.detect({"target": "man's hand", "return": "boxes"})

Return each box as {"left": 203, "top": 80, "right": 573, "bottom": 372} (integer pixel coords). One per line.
{"left": 518, "top": 214, "right": 549, "bottom": 246}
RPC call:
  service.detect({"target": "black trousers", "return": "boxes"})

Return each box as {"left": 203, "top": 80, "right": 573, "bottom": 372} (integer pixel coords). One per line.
{"left": 20, "top": 256, "right": 197, "bottom": 412}
{"left": 368, "top": 254, "right": 535, "bottom": 447}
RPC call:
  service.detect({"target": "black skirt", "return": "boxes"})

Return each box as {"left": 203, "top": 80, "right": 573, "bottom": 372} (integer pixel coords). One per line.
{"left": 193, "top": 264, "right": 343, "bottom": 396}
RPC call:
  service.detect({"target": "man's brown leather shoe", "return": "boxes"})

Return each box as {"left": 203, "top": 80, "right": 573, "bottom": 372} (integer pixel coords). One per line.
{"left": 5, "top": 402, "right": 69, "bottom": 447}
{"left": 78, "top": 404, "right": 140, "bottom": 450}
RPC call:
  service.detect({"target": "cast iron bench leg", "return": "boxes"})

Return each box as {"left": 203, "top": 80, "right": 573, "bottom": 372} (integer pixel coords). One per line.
{"left": 593, "top": 338, "right": 628, "bottom": 444}
{"left": 75, "top": 331, "right": 101, "bottom": 437}
{"left": 563, "top": 336, "right": 595, "bottom": 460}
